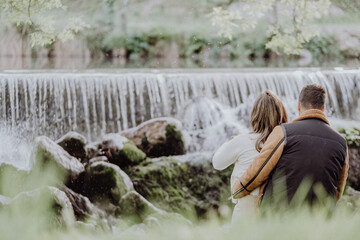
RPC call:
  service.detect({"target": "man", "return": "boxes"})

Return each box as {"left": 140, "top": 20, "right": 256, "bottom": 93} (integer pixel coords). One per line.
{"left": 232, "top": 84, "right": 349, "bottom": 207}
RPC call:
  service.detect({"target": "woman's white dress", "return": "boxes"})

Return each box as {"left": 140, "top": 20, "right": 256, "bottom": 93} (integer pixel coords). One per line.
{"left": 212, "top": 133, "right": 260, "bottom": 223}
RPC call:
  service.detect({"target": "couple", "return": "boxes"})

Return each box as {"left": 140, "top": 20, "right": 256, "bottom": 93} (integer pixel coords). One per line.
{"left": 213, "top": 84, "right": 349, "bottom": 222}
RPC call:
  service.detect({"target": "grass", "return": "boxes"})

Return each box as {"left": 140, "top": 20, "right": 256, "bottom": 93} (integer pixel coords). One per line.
{"left": 2, "top": 198, "right": 360, "bottom": 240}
{"left": 1, "top": 160, "right": 360, "bottom": 240}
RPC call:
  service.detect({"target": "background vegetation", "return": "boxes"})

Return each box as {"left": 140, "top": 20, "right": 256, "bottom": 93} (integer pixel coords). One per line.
{"left": 1, "top": 0, "right": 360, "bottom": 68}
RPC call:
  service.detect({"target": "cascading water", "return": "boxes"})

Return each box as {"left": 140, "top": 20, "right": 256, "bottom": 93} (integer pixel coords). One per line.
{"left": 0, "top": 69, "right": 359, "bottom": 158}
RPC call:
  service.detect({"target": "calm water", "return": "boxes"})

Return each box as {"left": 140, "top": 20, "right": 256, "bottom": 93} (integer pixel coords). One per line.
{"left": 1, "top": 56, "right": 359, "bottom": 70}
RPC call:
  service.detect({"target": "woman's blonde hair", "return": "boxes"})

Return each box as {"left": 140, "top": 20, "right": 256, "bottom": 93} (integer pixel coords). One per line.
{"left": 250, "top": 90, "right": 288, "bottom": 152}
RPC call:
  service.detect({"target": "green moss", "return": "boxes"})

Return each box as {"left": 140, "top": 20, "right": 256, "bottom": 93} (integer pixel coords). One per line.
{"left": 141, "top": 133, "right": 149, "bottom": 148}
{"left": 129, "top": 157, "right": 232, "bottom": 219}
{"left": 145, "top": 124, "right": 186, "bottom": 157}
{"left": 88, "top": 162, "right": 129, "bottom": 205}
{"left": 130, "top": 158, "right": 193, "bottom": 213}
{"left": 107, "top": 141, "right": 146, "bottom": 171}
{"left": 120, "top": 141, "right": 146, "bottom": 165}
{"left": 0, "top": 164, "right": 30, "bottom": 197}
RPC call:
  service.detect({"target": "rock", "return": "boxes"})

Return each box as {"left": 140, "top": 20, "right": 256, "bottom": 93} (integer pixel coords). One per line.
{"left": 11, "top": 186, "right": 76, "bottom": 228}
{"left": 75, "top": 221, "right": 97, "bottom": 231}
{"left": 86, "top": 142, "right": 100, "bottom": 160}
{"left": 57, "top": 132, "right": 88, "bottom": 162}
{"left": 130, "top": 157, "right": 192, "bottom": 213}
{"left": 62, "top": 186, "right": 96, "bottom": 220}
{"left": 129, "top": 156, "right": 232, "bottom": 217}
{"left": 88, "top": 156, "right": 109, "bottom": 165}
{"left": 348, "top": 146, "right": 360, "bottom": 190}
{"left": 34, "top": 136, "right": 85, "bottom": 184}
{"left": 0, "top": 163, "right": 30, "bottom": 197}
{"left": 84, "top": 162, "right": 134, "bottom": 205}
{"left": 117, "top": 190, "right": 166, "bottom": 222}
{"left": 338, "top": 128, "right": 360, "bottom": 190}
{"left": 121, "top": 117, "right": 186, "bottom": 157}
{"left": 99, "top": 133, "right": 146, "bottom": 168}
{"left": 66, "top": 157, "right": 108, "bottom": 197}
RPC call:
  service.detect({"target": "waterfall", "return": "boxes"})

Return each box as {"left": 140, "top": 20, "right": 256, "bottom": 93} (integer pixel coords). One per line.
{"left": 0, "top": 70, "right": 359, "bottom": 141}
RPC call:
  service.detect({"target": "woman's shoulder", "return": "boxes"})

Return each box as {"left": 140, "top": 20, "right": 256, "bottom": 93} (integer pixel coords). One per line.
{"left": 232, "top": 132, "right": 259, "bottom": 142}
{"left": 213, "top": 132, "right": 252, "bottom": 170}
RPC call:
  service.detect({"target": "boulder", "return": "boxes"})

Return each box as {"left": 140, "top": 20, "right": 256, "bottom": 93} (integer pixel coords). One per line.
{"left": 88, "top": 156, "right": 109, "bottom": 165}
{"left": 62, "top": 186, "right": 96, "bottom": 220}
{"left": 86, "top": 142, "right": 100, "bottom": 160}
{"left": 98, "top": 134, "right": 146, "bottom": 168}
{"left": 34, "top": 136, "right": 85, "bottom": 184}
{"left": 348, "top": 146, "right": 360, "bottom": 190}
{"left": 84, "top": 162, "right": 134, "bottom": 205}
{"left": 0, "top": 163, "right": 29, "bottom": 197}
{"left": 66, "top": 156, "right": 108, "bottom": 196}
{"left": 11, "top": 186, "right": 76, "bottom": 228}
{"left": 129, "top": 156, "right": 232, "bottom": 217}
{"left": 117, "top": 190, "right": 165, "bottom": 222}
{"left": 121, "top": 118, "right": 186, "bottom": 157}
{"left": 57, "top": 132, "right": 88, "bottom": 162}
{"left": 338, "top": 128, "right": 360, "bottom": 190}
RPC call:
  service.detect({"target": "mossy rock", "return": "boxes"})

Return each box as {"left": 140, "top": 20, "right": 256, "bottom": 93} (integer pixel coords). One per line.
{"left": 130, "top": 158, "right": 194, "bottom": 214}
{"left": 338, "top": 128, "right": 360, "bottom": 190}
{"left": 129, "top": 157, "right": 232, "bottom": 219}
{"left": 99, "top": 134, "right": 146, "bottom": 169}
{"left": 0, "top": 163, "right": 30, "bottom": 197}
{"left": 142, "top": 124, "right": 186, "bottom": 157}
{"left": 11, "top": 186, "right": 76, "bottom": 228}
{"left": 34, "top": 136, "right": 85, "bottom": 184}
{"left": 119, "top": 141, "right": 147, "bottom": 166}
{"left": 56, "top": 131, "right": 88, "bottom": 163}
{"left": 117, "top": 190, "right": 166, "bottom": 223}
{"left": 85, "top": 162, "right": 134, "bottom": 205}
{"left": 122, "top": 118, "right": 186, "bottom": 158}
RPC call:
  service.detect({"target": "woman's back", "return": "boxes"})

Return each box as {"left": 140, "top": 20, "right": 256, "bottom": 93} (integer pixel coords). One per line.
{"left": 212, "top": 132, "right": 260, "bottom": 201}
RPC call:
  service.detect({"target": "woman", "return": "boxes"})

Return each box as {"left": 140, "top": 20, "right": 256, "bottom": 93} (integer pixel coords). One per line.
{"left": 212, "top": 90, "right": 288, "bottom": 223}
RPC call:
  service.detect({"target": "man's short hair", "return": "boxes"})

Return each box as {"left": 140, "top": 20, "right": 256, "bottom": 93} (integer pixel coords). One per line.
{"left": 299, "top": 84, "right": 326, "bottom": 110}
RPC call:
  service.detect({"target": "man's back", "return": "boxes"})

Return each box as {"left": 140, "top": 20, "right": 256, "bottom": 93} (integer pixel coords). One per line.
{"left": 232, "top": 109, "right": 349, "bottom": 208}
{"left": 232, "top": 84, "right": 349, "bottom": 208}
{"left": 262, "top": 118, "right": 347, "bottom": 205}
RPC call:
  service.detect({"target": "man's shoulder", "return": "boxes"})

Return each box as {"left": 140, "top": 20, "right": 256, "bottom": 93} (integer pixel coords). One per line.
{"left": 282, "top": 119, "right": 347, "bottom": 147}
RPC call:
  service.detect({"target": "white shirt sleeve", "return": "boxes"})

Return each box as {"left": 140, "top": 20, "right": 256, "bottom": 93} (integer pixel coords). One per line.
{"left": 212, "top": 134, "right": 248, "bottom": 170}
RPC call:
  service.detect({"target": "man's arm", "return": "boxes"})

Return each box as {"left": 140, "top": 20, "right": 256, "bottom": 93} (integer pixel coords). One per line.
{"left": 232, "top": 126, "right": 285, "bottom": 199}
{"left": 336, "top": 147, "right": 349, "bottom": 201}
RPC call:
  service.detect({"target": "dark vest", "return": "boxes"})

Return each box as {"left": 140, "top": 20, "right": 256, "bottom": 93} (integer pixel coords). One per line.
{"left": 261, "top": 118, "right": 347, "bottom": 206}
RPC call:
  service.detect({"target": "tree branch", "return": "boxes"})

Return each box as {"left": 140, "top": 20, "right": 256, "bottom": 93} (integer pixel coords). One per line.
{"left": 27, "top": 0, "right": 34, "bottom": 25}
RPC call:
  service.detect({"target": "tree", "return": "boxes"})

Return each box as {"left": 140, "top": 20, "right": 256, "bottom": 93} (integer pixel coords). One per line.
{"left": 0, "top": 0, "right": 88, "bottom": 47}
{"left": 210, "top": 0, "right": 332, "bottom": 55}
{"left": 332, "top": 0, "right": 360, "bottom": 13}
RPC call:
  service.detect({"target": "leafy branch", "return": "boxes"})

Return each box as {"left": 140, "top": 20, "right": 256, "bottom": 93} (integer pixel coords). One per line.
{"left": 0, "top": 0, "right": 89, "bottom": 47}
{"left": 210, "top": 0, "right": 332, "bottom": 55}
